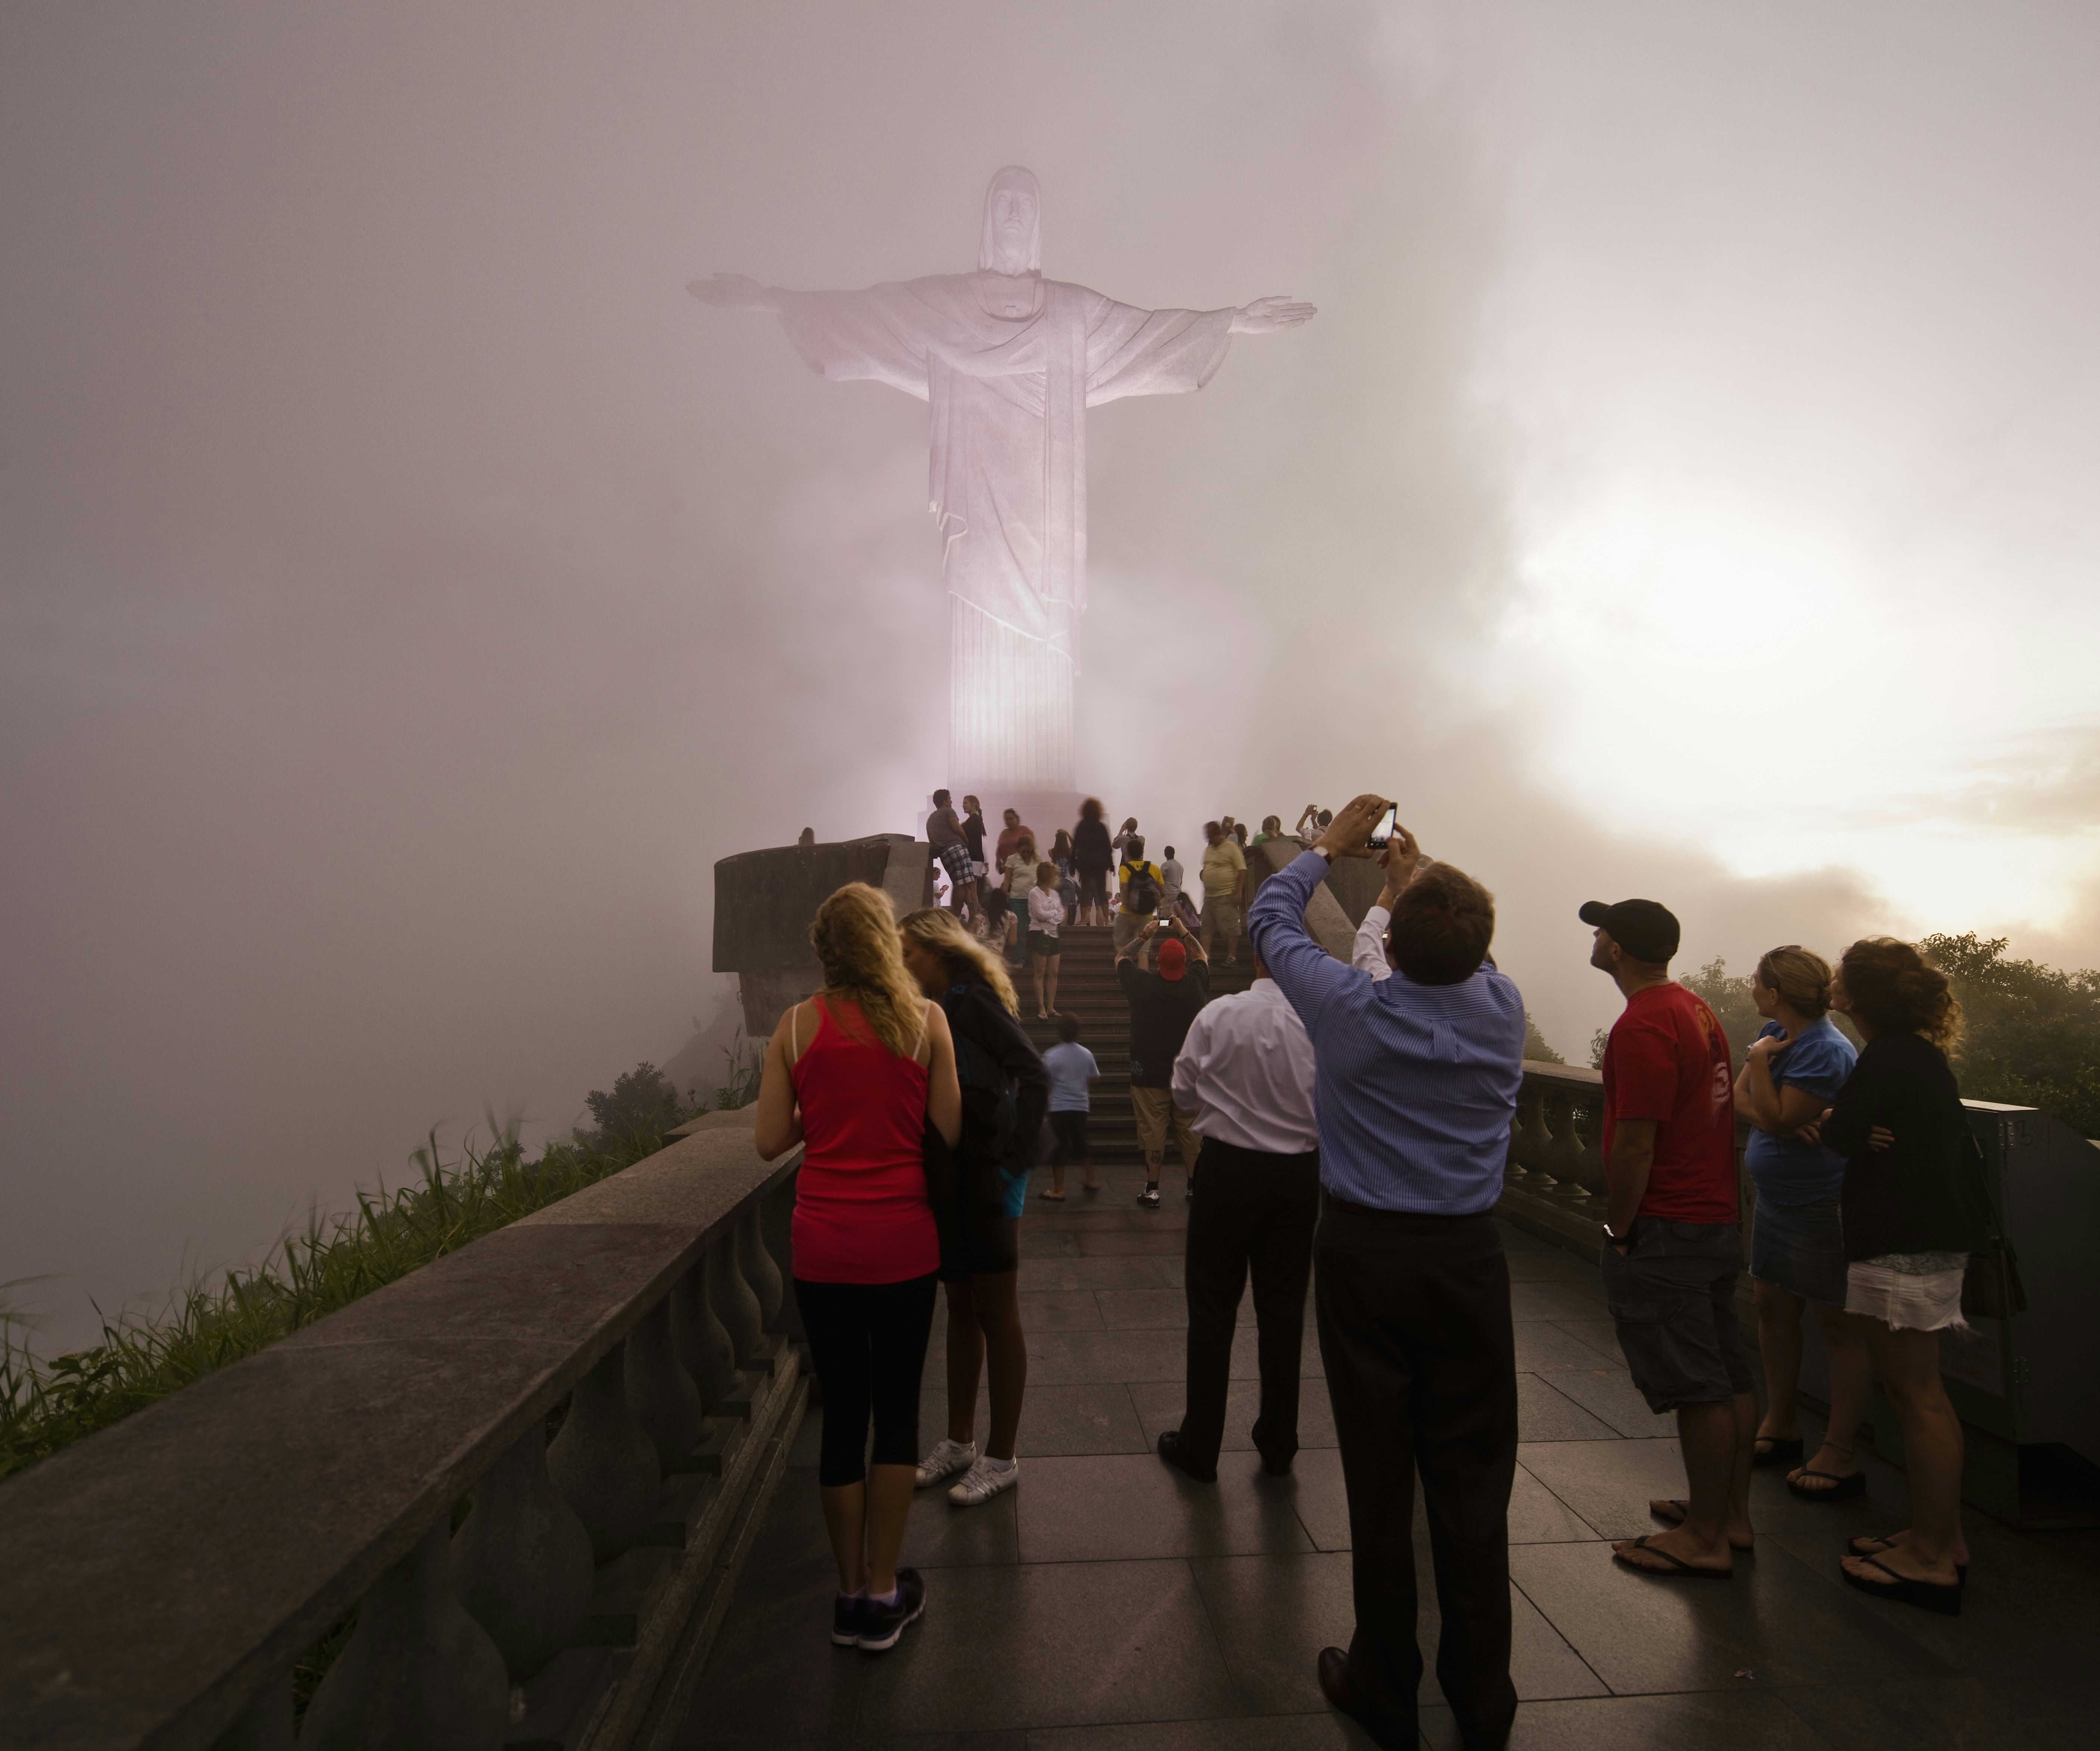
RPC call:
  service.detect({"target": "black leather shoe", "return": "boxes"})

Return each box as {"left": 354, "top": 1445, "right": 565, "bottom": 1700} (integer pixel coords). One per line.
{"left": 1317, "top": 1647, "right": 1406, "bottom": 1750}
{"left": 1260, "top": 1455, "right": 1294, "bottom": 1478}
{"left": 1156, "top": 1429, "right": 1217, "bottom": 1483}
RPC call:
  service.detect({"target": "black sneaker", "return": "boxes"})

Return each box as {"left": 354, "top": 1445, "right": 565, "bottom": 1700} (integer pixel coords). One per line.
{"left": 1157, "top": 1429, "right": 1218, "bottom": 1483}
{"left": 1138, "top": 1185, "right": 1162, "bottom": 1209}
{"left": 831, "top": 1591, "right": 865, "bottom": 1647}
{"left": 857, "top": 1568, "right": 926, "bottom": 1653}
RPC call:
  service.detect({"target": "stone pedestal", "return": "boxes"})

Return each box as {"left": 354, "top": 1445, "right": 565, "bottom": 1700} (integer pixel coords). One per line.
{"left": 714, "top": 835, "right": 933, "bottom": 1037}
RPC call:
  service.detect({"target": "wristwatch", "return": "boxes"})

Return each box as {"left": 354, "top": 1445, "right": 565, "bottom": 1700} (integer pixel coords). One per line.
{"left": 1311, "top": 842, "right": 1336, "bottom": 862}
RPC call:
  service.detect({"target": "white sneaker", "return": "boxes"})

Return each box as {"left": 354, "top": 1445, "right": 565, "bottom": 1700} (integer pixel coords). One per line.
{"left": 915, "top": 1437, "right": 977, "bottom": 1489}
{"left": 947, "top": 1456, "right": 1019, "bottom": 1506}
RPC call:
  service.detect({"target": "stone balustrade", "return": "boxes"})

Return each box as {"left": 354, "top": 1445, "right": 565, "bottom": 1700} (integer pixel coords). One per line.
{"left": 1499, "top": 1059, "right": 1754, "bottom": 1246}
{"left": 0, "top": 1107, "right": 807, "bottom": 1751}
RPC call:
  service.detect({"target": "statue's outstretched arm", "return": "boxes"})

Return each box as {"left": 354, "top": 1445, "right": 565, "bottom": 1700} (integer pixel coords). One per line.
{"left": 688, "top": 273, "right": 778, "bottom": 310}
{"left": 1230, "top": 295, "right": 1316, "bottom": 335}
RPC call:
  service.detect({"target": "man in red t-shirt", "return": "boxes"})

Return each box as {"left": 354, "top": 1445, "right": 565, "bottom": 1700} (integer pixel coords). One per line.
{"left": 1583, "top": 896, "right": 1756, "bottom": 1583}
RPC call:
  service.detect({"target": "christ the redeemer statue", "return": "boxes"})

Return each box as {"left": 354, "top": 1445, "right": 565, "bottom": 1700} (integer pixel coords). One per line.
{"left": 691, "top": 166, "right": 1313, "bottom": 795}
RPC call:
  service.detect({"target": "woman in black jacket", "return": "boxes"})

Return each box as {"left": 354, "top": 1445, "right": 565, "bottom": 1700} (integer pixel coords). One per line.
{"left": 896, "top": 907, "right": 1050, "bottom": 1509}
{"left": 1820, "top": 937, "right": 1986, "bottom": 1616}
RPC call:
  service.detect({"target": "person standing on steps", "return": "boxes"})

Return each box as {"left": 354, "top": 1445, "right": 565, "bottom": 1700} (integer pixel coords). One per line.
{"left": 927, "top": 789, "right": 975, "bottom": 920}
{"left": 753, "top": 882, "right": 961, "bottom": 1653}
{"left": 897, "top": 908, "right": 1049, "bottom": 1510}
{"left": 1249, "top": 796, "right": 1525, "bottom": 1751}
{"left": 1159, "top": 843, "right": 1185, "bottom": 921}
{"left": 1200, "top": 819, "right": 1247, "bottom": 965}
{"left": 1073, "top": 798, "right": 1114, "bottom": 926}
{"left": 1734, "top": 946, "right": 1870, "bottom": 1505}
{"left": 1001, "top": 832, "right": 1041, "bottom": 969}
{"left": 960, "top": 796, "right": 989, "bottom": 929}
{"left": 1118, "top": 912, "right": 1209, "bottom": 1209}
{"left": 1026, "top": 858, "right": 1065, "bottom": 1018}
{"left": 1040, "top": 1014, "right": 1101, "bottom": 1200}
{"left": 1050, "top": 827, "right": 1079, "bottom": 927}
{"left": 1156, "top": 933, "right": 1319, "bottom": 1484}
{"left": 1114, "top": 835, "right": 1167, "bottom": 955}
{"left": 1584, "top": 896, "right": 1756, "bottom": 1584}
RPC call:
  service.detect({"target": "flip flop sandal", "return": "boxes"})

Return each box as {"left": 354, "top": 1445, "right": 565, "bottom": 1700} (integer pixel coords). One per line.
{"left": 1786, "top": 1469, "right": 1867, "bottom": 1501}
{"left": 1037, "top": 1190, "right": 1066, "bottom": 1200}
{"left": 1612, "top": 1535, "right": 1732, "bottom": 1580}
{"left": 1847, "top": 1535, "right": 1966, "bottom": 1585}
{"left": 1752, "top": 1435, "right": 1805, "bottom": 1469}
{"left": 1840, "top": 1553, "right": 1962, "bottom": 1616}
{"left": 1648, "top": 1500, "right": 1754, "bottom": 1551}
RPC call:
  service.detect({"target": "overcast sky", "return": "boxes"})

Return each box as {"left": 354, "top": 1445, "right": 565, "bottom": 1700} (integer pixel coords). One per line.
{"left": 5, "top": 1, "right": 2095, "bottom": 1348}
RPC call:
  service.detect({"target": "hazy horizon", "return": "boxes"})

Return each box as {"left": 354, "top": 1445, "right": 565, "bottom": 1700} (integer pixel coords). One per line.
{"left": 6, "top": 1, "right": 2096, "bottom": 1351}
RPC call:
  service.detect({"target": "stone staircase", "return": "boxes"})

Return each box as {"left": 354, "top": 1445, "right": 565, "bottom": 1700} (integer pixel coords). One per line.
{"left": 1007, "top": 923, "right": 1255, "bottom": 1164}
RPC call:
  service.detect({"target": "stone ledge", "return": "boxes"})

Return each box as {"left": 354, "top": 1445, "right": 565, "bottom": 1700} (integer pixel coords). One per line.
{"left": 0, "top": 1140, "right": 800, "bottom": 1751}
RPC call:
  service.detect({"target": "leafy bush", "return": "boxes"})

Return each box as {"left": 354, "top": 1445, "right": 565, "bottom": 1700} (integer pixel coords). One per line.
{"left": 1923, "top": 933, "right": 2100, "bottom": 1139}
{"left": 1, "top": 1043, "right": 765, "bottom": 1481}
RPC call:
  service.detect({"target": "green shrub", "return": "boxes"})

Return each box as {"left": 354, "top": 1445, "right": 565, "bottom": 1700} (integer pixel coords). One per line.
{"left": 0, "top": 1036, "right": 764, "bottom": 1481}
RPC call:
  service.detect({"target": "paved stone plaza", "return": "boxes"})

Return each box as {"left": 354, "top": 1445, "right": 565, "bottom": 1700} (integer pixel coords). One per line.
{"left": 676, "top": 1173, "right": 2100, "bottom": 1750}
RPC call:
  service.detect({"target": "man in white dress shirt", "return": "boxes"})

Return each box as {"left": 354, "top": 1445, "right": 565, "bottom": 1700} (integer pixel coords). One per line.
{"left": 1351, "top": 854, "right": 1412, "bottom": 980}
{"left": 1156, "top": 941, "right": 1320, "bottom": 1481}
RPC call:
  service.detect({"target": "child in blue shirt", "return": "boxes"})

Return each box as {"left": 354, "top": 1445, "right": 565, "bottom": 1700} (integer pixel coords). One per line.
{"left": 1040, "top": 1015, "right": 1101, "bottom": 1199}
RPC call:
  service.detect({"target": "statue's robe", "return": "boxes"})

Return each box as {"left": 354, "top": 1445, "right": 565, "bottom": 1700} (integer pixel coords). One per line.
{"left": 772, "top": 271, "right": 1235, "bottom": 790}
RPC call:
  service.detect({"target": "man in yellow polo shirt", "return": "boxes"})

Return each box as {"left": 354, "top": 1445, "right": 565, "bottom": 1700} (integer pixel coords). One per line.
{"left": 1200, "top": 819, "right": 1248, "bottom": 965}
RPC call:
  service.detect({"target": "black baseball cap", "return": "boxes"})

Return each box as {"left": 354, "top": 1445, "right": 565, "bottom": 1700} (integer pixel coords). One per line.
{"left": 1578, "top": 898, "right": 1680, "bottom": 964}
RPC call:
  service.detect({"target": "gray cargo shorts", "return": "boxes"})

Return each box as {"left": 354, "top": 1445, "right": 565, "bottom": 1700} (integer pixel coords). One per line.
{"left": 1601, "top": 1217, "right": 1753, "bottom": 1413}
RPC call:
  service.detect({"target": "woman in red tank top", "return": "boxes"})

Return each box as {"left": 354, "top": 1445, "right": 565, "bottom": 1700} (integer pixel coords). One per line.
{"left": 755, "top": 883, "right": 960, "bottom": 1652}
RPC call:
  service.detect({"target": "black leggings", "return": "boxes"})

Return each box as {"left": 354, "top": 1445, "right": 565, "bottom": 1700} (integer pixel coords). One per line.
{"left": 793, "top": 1273, "right": 938, "bottom": 1487}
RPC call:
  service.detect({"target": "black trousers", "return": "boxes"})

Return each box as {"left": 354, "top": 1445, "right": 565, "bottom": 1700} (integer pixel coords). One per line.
{"left": 793, "top": 1274, "right": 938, "bottom": 1487}
{"left": 1314, "top": 1199, "right": 1518, "bottom": 1751}
{"left": 1178, "top": 1137, "right": 1319, "bottom": 1471}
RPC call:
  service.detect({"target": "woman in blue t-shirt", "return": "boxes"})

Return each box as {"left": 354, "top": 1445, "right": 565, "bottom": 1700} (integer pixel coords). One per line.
{"left": 1737, "top": 946, "right": 1873, "bottom": 1502}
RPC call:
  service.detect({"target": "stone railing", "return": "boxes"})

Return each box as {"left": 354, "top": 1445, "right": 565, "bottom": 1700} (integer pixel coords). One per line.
{"left": 0, "top": 1108, "right": 806, "bottom": 1751}
{"left": 1496, "top": 1060, "right": 1756, "bottom": 1254}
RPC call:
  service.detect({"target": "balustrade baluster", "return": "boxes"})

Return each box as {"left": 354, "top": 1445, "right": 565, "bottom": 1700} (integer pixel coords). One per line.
{"left": 1577, "top": 1100, "right": 1608, "bottom": 1199}
{"left": 739, "top": 1204, "right": 784, "bottom": 1332}
{"left": 672, "top": 1258, "right": 738, "bottom": 1407}
{"left": 625, "top": 1295, "right": 707, "bottom": 1471}
{"left": 709, "top": 1227, "right": 765, "bottom": 1367}
{"left": 452, "top": 1422, "right": 595, "bottom": 1681}
{"left": 1504, "top": 1100, "right": 1527, "bottom": 1183}
{"left": 208, "top": 1677, "right": 291, "bottom": 1751}
{"left": 298, "top": 1521, "right": 509, "bottom": 1751}
{"left": 546, "top": 1340, "right": 660, "bottom": 1562}
{"left": 1547, "top": 1098, "right": 1590, "bottom": 1200}
{"left": 1525, "top": 1089, "right": 1560, "bottom": 1191}
{"left": 761, "top": 1177, "right": 806, "bottom": 1343}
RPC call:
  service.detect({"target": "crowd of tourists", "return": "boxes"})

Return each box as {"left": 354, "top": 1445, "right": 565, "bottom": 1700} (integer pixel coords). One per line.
{"left": 753, "top": 789, "right": 1997, "bottom": 1747}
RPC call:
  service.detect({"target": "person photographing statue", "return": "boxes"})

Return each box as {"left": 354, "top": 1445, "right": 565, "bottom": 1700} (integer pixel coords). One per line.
{"left": 1247, "top": 794, "right": 1527, "bottom": 1751}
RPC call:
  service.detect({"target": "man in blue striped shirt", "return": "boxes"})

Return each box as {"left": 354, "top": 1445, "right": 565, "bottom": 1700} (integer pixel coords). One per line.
{"left": 1247, "top": 794, "right": 1525, "bottom": 1751}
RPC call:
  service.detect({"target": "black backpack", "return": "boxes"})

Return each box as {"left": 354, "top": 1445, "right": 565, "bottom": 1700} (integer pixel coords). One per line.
{"left": 1124, "top": 863, "right": 1161, "bottom": 915}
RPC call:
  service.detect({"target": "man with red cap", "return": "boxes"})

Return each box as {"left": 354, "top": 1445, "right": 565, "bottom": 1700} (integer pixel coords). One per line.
{"left": 1116, "top": 913, "right": 1209, "bottom": 1209}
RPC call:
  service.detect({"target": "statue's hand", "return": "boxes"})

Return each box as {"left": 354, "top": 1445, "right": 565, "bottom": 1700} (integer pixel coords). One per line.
{"left": 1232, "top": 295, "right": 1316, "bottom": 335}
{"left": 688, "top": 273, "right": 774, "bottom": 310}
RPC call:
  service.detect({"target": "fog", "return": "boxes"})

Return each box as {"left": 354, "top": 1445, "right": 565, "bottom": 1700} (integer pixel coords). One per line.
{"left": 5, "top": 2, "right": 2096, "bottom": 1349}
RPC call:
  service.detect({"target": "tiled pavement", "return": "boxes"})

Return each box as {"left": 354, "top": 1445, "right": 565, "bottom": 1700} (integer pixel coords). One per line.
{"left": 673, "top": 1170, "right": 2100, "bottom": 1749}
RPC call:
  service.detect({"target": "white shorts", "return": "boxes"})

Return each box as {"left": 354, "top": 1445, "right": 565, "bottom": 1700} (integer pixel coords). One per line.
{"left": 1845, "top": 1259, "right": 1969, "bottom": 1333}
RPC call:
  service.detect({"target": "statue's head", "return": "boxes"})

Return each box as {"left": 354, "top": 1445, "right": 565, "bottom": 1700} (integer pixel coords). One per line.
{"left": 979, "top": 166, "right": 1041, "bottom": 276}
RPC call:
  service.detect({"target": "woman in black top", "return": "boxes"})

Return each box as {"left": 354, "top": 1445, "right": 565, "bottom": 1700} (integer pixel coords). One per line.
{"left": 896, "top": 908, "right": 1050, "bottom": 1510}
{"left": 1820, "top": 937, "right": 1986, "bottom": 1615}
{"left": 1072, "top": 797, "right": 1114, "bottom": 927}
